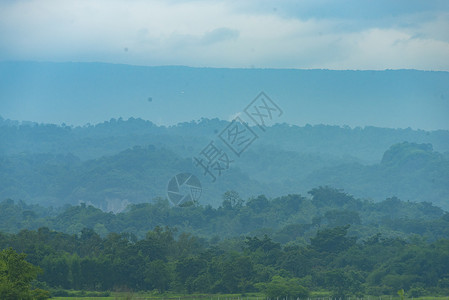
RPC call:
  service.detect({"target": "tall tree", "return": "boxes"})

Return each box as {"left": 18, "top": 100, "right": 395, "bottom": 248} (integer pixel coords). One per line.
{"left": 0, "top": 247, "right": 48, "bottom": 299}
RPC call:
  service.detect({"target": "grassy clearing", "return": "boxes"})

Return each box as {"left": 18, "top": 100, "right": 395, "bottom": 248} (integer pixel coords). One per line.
{"left": 52, "top": 292, "right": 265, "bottom": 300}
{"left": 51, "top": 294, "right": 449, "bottom": 300}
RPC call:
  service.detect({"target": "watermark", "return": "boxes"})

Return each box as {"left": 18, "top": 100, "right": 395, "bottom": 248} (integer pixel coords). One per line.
{"left": 193, "top": 141, "right": 233, "bottom": 183}
{"left": 244, "top": 92, "right": 283, "bottom": 131}
{"left": 165, "top": 92, "right": 282, "bottom": 206}
{"left": 166, "top": 173, "right": 202, "bottom": 206}
{"left": 194, "top": 91, "right": 283, "bottom": 183}
{"left": 218, "top": 117, "right": 258, "bottom": 157}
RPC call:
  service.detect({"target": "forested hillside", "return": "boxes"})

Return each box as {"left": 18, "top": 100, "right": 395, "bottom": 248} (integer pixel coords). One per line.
{"left": 2, "top": 116, "right": 449, "bottom": 162}
{"left": 2, "top": 3, "right": 449, "bottom": 299}
{"left": 1, "top": 117, "right": 449, "bottom": 209}
{"left": 1, "top": 180, "right": 449, "bottom": 298}
{"left": 1, "top": 224, "right": 449, "bottom": 297}
{"left": 1, "top": 187, "right": 448, "bottom": 241}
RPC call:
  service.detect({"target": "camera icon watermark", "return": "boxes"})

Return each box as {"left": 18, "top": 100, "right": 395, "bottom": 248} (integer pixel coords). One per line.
{"left": 165, "top": 92, "right": 282, "bottom": 205}
{"left": 166, "top": 173, "right": 202, "bottom": 206}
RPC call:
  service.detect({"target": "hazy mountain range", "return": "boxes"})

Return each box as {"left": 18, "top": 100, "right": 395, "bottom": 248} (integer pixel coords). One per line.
{"left": 1, "top": 117, "right": 448, "bottom": 210}
{"left": 1, "top": 61, "right": 448, "bottom": 211}
{"left": 1, "top": 62, "right": 448, "bottom": 130}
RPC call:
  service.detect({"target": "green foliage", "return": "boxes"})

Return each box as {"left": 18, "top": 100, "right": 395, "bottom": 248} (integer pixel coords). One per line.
{"left": 222, "top": 191, "right": 244, "bottom": 209}
{"left": 0, "top": 247, "right": 48, "bottom": 299}
{"left": 318, "top": 269, "right": 364, "bottom": 297}
{"left": 310, "top": 225, "right": 356, "bottom": 253}
{"left": 0, "top": 181, "right": 448, "bottom": 297}
{"left": 1, "top": 222, "right": 448, "bottom": 296}
{"left": 397, "top": 288, "right": 405, "bottom": 300}
{"left": 30, "top": 288, "right": 51, "bottom": 300}
{"left": 1, "top": 185, "right": 449, "bottom": 243}
{"left": 382, "top": 142, "right": 435, "bottom": 167}
{"left": 256, "top": 275, "right": 309, "bottom": 298}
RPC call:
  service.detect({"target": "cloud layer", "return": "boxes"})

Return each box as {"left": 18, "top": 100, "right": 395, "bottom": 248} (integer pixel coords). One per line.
{"left": 1, "top": 0, "right": 449, "bottom": 70}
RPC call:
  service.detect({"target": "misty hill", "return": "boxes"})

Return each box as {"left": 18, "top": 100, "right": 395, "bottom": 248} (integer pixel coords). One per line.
{"left": 1, "top": 61, "right": 448, "bottom": 130}
{"left": 0, "top": 145, "right": 267, "bottom": 210}
{"left": 2, "top": 116, "right": 449, "bottom": 163}
{"left": 304, "top": 142, "right": 449, "bottom": 208}
{"left": 1, "top": 118, "right": 449, "bottom": 209}
{"left": 1, "top": 186, "right": 448, "bottom": 242}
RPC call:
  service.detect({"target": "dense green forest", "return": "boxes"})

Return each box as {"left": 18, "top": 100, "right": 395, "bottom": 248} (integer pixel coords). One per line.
{"left": 2, "top": 187, "right": 449, "bottom": 297}
{"left": 1, "top": 186, "right": 448, "bottom": 241}
{"left": 1, "top": 117, "right": 449, "bottom": 209}
{"left": 2, "top": 116, "right": 449, "bottom": 163}
{"left": 1, "top": 117, "right": 449, "bottom": 298}
{"left": 1, "top": 223, "right": 449, "bottom": 297}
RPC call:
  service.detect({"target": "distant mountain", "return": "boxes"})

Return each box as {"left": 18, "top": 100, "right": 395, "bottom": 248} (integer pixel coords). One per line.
{"left": 304, "top": 142, "right": 449, "bottom": 209}
{"left": 1, "top": 118, "right": 448, "bottom": 210}
{"left": 1, "top": 61, "right": 448, "bottom": 130}
{"left": 1, "top": 117, "right": 448, "bottom": 162}
{"left": 0, "top": 145, "right": 269, "bottom": 210}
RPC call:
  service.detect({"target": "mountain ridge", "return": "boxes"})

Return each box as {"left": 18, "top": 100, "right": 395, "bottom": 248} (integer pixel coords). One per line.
{"left": 1, "top": 61, "right": 448, "bottom": 130}
{"left": 1, "top": 118, "right": 448, "bottom": 210}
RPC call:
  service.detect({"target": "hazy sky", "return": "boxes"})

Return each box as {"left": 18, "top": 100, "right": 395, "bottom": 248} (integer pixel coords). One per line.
{"left": 1, "top": 0, "right": 449, "bottom": 70}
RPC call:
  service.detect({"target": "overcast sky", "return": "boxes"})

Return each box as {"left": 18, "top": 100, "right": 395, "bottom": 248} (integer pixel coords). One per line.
{"left": 1, "top": 0, "right": 449, "bottom": 70}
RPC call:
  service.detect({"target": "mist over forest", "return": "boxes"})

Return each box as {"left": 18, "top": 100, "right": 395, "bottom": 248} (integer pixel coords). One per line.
{"left": 2, "top": 0, "right": 449, "bottom": 298}
{"left": 1, "top": 62, "right": 449, "bottom": 299}
{"left": 1, "top": 115, "right": 449, "bottom": 211}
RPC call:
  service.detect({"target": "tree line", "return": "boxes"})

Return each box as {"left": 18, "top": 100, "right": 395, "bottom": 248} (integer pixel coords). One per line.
{"left": 1, "top": 187, "right": 448, "bottom": 241}
{"left": 1, "top": 187, "right": 449, "bottom": 298}
{"left": 1, "top": 225, "right": 449, "bottom": 298}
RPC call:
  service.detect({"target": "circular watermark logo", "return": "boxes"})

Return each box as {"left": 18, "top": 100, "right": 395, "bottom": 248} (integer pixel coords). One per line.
{"left": 167, "top": 173, "right": 202, "bottom": 206}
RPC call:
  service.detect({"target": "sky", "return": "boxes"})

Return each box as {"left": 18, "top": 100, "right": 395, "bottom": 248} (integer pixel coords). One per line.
{"left": 1, "top": 0, "right": 449, "bottom": 70}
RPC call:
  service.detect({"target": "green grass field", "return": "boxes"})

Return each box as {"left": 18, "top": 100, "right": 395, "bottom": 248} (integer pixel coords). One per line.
{"left": 51, "top": 293, "right": 449, "bottom": 300}
{"left": 52, "top": 292, "right": 260, "bottom": 300}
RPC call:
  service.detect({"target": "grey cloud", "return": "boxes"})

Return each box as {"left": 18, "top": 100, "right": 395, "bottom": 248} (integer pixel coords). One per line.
{"left": 201, "top": 27, "right": 239, "bottom": 45}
